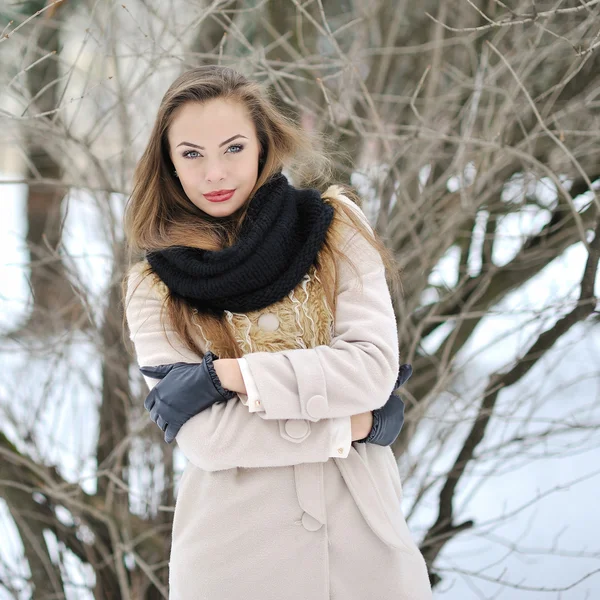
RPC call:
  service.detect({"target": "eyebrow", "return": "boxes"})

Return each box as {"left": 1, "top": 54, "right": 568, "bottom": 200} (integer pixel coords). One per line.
{"left": 176, "top": 134, "right": 248, "bottom": 150}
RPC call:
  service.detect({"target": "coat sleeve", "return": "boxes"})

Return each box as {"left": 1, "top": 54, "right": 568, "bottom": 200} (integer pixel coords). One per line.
{"left": 240, "top": 196, "right": 400, "bottom": 421}
{"left": 125, "top": 266, "right": 350, "bottom": 472}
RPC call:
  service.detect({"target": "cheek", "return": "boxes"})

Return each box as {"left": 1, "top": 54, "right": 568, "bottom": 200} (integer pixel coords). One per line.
{"left": 177, "top": 173, "right": 201, "bottom": 197}
{"left": 174, "top": 157, "right": 193, "bottom": 172}
{"left": 176, "top": 164, "right": 202, "bottom": 186}
{"left": 241, "top": 153, "right": 260, "bottom": 180}
{"left": 243, "top": 161, "right": 259, "bottom": 180}
{"left": 177, "top": 171, "right": 193, "bottom": 189}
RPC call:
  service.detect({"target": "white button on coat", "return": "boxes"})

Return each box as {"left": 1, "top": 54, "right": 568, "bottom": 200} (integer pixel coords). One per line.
{"left": 257, "top": 312, "right": 280, "bottom": 331}
{"left": 306, "top": 394, "right": 328, "bottom": 419}
{"left": 301, "top": 512, "right": 323, "bottom": 532}
{"left": 284, "top": 419, "right": 310, "bottom": 439}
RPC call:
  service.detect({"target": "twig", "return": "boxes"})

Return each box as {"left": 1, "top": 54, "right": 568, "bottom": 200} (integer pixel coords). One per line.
{"left": 426, "top": 0, "right": 600, "bottom": 33}
{"left": 409, "top": 65, "right": 431, "bottom": 124}
{"left": 436, "top": 565, "right": 600, "bottom": 592}
{"left": 1, "top": 20, "right": 13, "bottom": 38}
{"left": 486, "top": 40, "right": 599, "bottom": 222}
{"left": 0, "top": 1, "right": 65, "bottom": 43}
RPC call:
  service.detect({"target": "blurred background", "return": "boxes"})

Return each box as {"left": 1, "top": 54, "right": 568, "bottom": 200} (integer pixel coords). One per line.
{"left": 0, "top": 0, "right": 599, "bottom": 598}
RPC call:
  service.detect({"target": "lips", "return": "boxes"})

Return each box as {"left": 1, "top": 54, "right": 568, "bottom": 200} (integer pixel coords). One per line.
{"left": 204, "top": 189, "right": 235, "bottom": 203}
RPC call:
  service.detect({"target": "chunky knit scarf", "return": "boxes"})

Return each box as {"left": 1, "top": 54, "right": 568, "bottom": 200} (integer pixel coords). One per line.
{"left": 146, "top": 172, "right": 334, "bottom": 314}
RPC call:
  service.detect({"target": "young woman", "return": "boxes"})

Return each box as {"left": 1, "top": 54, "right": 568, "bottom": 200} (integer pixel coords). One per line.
{"left": 124, "top": 66, "right": 432, "bottom": 600}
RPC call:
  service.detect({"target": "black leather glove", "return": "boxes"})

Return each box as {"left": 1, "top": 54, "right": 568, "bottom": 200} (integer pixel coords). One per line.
{"left": 139, "top": 351, "right": 236, "bottom": 443}
{"left": 357, "top": 363, "right": 412, "bottom": 446}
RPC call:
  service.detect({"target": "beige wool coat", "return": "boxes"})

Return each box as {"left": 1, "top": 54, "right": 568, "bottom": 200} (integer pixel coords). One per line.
{"left": 125, "top": 188, "right": 433, "bottom": 600}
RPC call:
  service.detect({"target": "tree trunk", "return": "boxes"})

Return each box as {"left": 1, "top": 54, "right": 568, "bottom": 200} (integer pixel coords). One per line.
{"left": 21, "top": 4, "right": 87, "bottom": 336}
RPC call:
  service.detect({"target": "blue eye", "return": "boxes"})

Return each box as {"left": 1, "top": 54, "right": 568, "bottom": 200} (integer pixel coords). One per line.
{"left": 227, "top": 144, "right": 244, "bottom": 153}
{"left": 182, "top": 150, "right": 201, "bottom": 159}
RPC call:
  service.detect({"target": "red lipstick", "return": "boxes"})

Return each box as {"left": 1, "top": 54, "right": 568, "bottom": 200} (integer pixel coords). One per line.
{"left": 204, "top": 189, "right": 235, "bottom": 203}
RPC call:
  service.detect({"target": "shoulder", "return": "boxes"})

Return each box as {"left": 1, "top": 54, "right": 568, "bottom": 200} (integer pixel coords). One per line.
{"left": 125, "top": 260, "right": 169, "bottom": 306}
{"left": 321, "top": 184, "right": 376, "bottom": 260}
{"left": 321, "top": 184, "right": 373, "bottom": 232}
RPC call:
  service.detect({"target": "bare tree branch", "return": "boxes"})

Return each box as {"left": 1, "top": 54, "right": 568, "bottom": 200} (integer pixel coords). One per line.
{"left": 419, "top": 218, "right": 600, "bottom": 580}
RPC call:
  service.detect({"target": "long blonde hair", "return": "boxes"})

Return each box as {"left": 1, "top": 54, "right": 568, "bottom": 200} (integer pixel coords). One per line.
{"left": 123, "top": 66, "right": 399, "bottom": 358}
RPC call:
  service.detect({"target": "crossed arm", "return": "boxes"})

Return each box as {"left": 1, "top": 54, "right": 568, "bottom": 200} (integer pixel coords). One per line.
{"left": 213, "top": 358, "right": 374, "bottom": 440}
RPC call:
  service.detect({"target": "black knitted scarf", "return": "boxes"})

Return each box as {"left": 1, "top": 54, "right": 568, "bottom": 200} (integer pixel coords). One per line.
{"left": 146, "top": 172, "right": 334, "bottom": 314}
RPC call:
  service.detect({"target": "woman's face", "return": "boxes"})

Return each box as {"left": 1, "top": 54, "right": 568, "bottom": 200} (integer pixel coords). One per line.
{"left": 167, "top": 98, "right": 261, "bottom": 218}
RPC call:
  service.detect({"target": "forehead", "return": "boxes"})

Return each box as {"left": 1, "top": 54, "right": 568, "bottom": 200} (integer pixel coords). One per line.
{"left": 168, "top": 99, "right": 255, "bottom": 143}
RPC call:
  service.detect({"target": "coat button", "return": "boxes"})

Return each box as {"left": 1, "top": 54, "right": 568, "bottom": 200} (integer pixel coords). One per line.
{"left": 257, "top": 312, "right": 280, "bottom": 331}
{"left": 301, "top": 512, "right": 323, "bottom": 531}
{"left": 306, "top": 395, "right": 328, "bottom": 419}
{"left": 284, "top": 419, "right": 309, "bottom": 439}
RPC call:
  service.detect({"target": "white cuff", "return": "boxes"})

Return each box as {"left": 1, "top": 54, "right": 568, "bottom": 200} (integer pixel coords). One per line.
{"left": 330, "top": 416, "right": 352, "bottom": 458}
{"left": 237, "top": 358, "right": 265, "bottom": 413}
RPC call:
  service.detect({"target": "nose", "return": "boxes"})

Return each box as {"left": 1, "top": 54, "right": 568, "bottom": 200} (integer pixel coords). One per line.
{"left": 204, "top": 157, "right": 226, "bottom": 183}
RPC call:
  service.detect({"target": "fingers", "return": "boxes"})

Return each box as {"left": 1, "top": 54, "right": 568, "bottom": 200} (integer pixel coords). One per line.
{"left": 144, "top": 396, "right": 171, "bottom": 441}
{"left": 400, "top": 363, "right": 413, "bottom": 377}
{"left": 149, "top": 404, "right": 160, "bottom": 425}
{"left": 144, "top": 391, "right": 156, "bottom": 412}
{"left": 165, "top": 424, "right": 177, "bottom": 444}
{"left": 395, "top": 363, "right": 413, "bottom": 388}
{"left": 140, "top": 363, "right": 176, "bottom": 379}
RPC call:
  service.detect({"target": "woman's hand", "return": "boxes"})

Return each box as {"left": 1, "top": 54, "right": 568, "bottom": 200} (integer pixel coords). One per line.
{"left": 140, "top": 353, "right": 236, "bottom": 443}
{"left": 356, "top": 363, "right": 412, "bottom": 446}
{"left": 351, "top": 411, "right": 374, "bottom": 441}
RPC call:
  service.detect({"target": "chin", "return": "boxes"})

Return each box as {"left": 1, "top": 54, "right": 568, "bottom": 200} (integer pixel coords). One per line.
{"left": 199, "top": 202, "right": 239, "bottom": 218}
